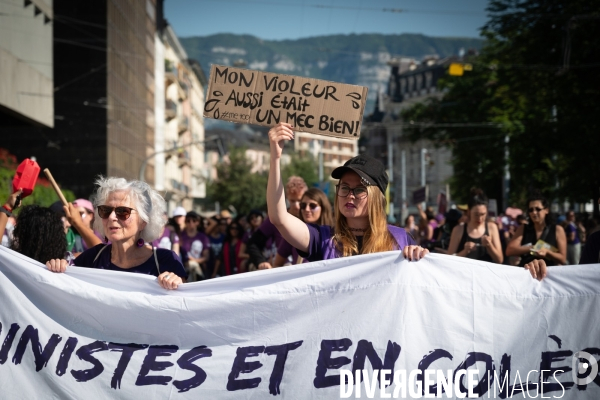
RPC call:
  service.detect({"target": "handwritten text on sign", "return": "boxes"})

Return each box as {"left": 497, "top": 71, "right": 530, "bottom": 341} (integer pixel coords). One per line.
{"left": 203, "top": 65, "right": 368, "bottom": 139}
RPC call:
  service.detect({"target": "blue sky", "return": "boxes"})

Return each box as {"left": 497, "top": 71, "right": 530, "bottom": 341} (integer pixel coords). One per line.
{"left": 165, "top": 0, "right": 489, "bottom": 40}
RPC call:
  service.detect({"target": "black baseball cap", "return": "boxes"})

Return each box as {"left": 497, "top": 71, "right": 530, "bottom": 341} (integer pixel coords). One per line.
{"left": 331, "top": 155, "right": 388, "bottom": 194}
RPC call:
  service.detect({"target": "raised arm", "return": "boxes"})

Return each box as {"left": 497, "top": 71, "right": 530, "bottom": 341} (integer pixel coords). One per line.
{"left": 267, "top": 123, "right": 310, "bottom": 253}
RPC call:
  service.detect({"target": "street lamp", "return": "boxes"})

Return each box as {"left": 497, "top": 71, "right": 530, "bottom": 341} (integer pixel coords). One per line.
{"left": 138, "top": 135, "right": 225, "bottom": 182}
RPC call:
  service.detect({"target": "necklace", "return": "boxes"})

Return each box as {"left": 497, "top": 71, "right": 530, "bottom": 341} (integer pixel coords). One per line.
{"left": 349, "top": 227, "right": 367, "bottom": 232}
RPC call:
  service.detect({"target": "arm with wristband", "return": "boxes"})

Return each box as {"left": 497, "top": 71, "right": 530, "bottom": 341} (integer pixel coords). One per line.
{"left": 0, "top": 189, "right": 23, "bottom": 240}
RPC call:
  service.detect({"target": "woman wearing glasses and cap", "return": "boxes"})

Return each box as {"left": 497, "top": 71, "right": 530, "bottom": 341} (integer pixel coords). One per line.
{"left": 506, "top": 193, "right": 566, "bottom": 272}
{"left": 46, "top": 177, "right": 187, "bottom": 290}
{"left": 266, "top": 123, "right": 428, "bottom": 261}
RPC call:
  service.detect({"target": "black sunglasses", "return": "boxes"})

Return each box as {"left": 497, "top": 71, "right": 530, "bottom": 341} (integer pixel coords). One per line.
{"left": 300, "top": 202, "right": 320, "bottom": 210}
{"left": 97, "top": 205, "right": 136, "bottom": 220}
{"left": 528, "top": 207, "right": 544, "bottom": 213}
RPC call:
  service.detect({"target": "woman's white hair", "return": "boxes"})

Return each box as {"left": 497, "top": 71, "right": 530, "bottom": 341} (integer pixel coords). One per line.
{"left": 91, "top": 176, "right": 166, "bottom": 242}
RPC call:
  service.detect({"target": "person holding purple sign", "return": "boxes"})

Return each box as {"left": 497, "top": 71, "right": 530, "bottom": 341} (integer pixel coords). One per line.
{"left": 266, "top": 122, "right": 428, "bottom": 261}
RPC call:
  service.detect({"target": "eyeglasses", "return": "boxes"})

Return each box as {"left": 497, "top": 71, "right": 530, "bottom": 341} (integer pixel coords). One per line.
{"left": 97, "top": 205, "right": 136, "bottom": 220}
{"left": 528, "top": 207, "right": 544, "bottom": 213}
{"left": 336, "top": 184, "right": 368, "bottom": 199}
{"left": 300, "top": 202, "right": 320, "bottom": 210}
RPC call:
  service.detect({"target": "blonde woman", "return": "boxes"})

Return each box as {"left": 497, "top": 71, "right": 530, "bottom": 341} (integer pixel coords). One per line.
{"left": 266, "top": 123, "right": 428, "bottom": 261}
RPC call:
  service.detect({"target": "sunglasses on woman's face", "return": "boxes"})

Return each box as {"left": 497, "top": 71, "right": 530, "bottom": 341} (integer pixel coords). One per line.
{"left": 97, "top": 205, "right": 135, "bottom": 220}
{"left": 528, "top": 207, "right": 544, "bottom": 213}
{"left": 300, "top": 202, "right": 320, "bottom": 210}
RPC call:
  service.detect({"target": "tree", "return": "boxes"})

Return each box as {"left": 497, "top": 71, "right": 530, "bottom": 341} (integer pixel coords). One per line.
{"left": 281, "top": 151, "right": 319, "bottom": 188}
{"left": 206, "top": 147, "right": 268, "bottom": 216}
{"left": 402, "top": 0, "right": 600, "bottom": 215}
{"left": 0, "top": 148, "right": 75, "bottom": 212}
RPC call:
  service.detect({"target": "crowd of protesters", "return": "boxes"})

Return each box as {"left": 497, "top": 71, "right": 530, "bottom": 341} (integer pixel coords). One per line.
{"left": 403, "top": 187, "right": 600, "bottom": 269}
{"left": 1, "top": 124, "right": 598, "bottom": 288}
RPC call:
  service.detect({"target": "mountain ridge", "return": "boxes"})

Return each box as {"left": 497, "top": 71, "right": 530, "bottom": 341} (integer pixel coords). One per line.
{"left": 180, "top": 33, "right": 484, "bottom": 116}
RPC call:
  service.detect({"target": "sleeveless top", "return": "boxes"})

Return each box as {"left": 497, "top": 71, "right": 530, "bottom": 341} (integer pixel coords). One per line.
{"left": 519, "top": 223, "right": 559, "bottom": 267}
{"left": 456, "top": 223, "right": 493, "bottom": 262}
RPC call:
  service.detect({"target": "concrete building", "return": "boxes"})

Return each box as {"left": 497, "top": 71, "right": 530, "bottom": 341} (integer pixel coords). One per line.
{"left": 158, "top": 24, "right": 208, "bottom": 212}
{"left": 293, "top": 132, "right": 358, "bottom": 180}
{"left": 0, "top": 0, "right": 53, "bottom": 128}
{"left": 1, "top": 0, "right": 158, "bottom": 198}
{"left": 362, "top": 56, "right": 457, "bottom": 221}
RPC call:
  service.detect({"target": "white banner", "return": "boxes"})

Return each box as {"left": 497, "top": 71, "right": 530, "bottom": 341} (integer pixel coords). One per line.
{"left": 0, "top": 246, "right": 599, "bottom": 399}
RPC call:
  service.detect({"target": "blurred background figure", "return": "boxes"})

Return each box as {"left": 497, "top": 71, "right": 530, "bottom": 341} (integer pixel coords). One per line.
{"left": 507, "top": 193, "right": 566, "bottom": 267}
{"left": 179, "top": 211, "right": 209, "bottom": 281}
{"left": 447, "top": 188, "right": 503, "bottom": 263}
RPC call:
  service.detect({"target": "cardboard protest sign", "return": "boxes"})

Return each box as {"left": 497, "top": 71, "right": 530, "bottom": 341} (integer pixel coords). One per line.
{"left": 204, "top": 65, "right": 368, "bottom": 139}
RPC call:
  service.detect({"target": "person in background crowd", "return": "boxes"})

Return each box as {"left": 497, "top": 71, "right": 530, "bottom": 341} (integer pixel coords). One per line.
{"left": 524, "top": 191, "right": 600, "bottom": 280}
{"left": 266, "top": 123, "right": 428, "bottom": 261}
{"left": 516, "top": 214, "right": 528, "bottom": 227}
{"left": 171, "top": 206, "right": 187, "bottom": 233}
{"left": 403, "top": 214, "right": 419, "bottom": 242}
{"left": 447, "top": 188, "right": 503, "bottom": 264}
{"left": 272, "top": 187, "right": 333, "bottom": 267}
{"left": 0, "top": 189, "right": 68, "bottom": 264}
{"left": 179, "top": 210, "right": 210, "bottom": 281}
{"left": 207, "top": 216, "right": 227, "bottom": 275}
{"left": 457, "top": 204, "right": 469, "bottom": 224}
{"left": 70, "top": 198, "right": 103, "bottom": 251}
{"left": 417, "top": 204, "right": 435, "bottom": 248}
{"left": 50, "top": 200, "right": 79, "bottom": 252}
{"left": 507, "top": 193, "right": 566, "bottom": 268}
{"left": 565, "top": 210, "right": 581, "bottom": 264}
{"left": 238, "top": 209, "right": 265, "bottom": 271}
{"left": 248, "top": 176, "right": 309, "bottom": 270}
{"left": 151, "top": 212, "right": 180, "bottom": 258}
{"left": 431, "top": 208, "right": 462, "bottom": 252}
{"left": 1, "top": 214, "right": 15, "bottom": 247}
{"left": 46, "top": 177, "right": 186, "bottom": 290}
{"left": 205, "top": 209, "right": 234, "bottom": 236}
{"left": 212, "top": 220, "right": 245, "bottom": 277}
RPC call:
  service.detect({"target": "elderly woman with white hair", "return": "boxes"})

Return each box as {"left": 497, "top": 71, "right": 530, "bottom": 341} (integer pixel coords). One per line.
{"left": 46, "top": 177, "right": 187, "bottom": 290}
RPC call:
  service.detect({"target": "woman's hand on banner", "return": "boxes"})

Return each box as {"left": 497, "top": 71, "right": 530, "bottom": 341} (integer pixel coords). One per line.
{"left": 158, "top": 271, "right": 182, "bottom": 290}
{"left": 403, "top": 245, "right": 429, "bottom": 261}
{"left": 524, "top": 259, "right": 547, "bottom": 281}
{"left": 46, "top": 258, "right": 68, "bottom": 273}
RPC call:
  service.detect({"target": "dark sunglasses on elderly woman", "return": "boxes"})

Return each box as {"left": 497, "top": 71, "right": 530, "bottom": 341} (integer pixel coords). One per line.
{"left": 97, "top": 205, "right": 136, "bottom": 220}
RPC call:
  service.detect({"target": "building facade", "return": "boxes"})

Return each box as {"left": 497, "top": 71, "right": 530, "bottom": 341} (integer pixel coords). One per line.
{"left": 362, "top": 56, "right": 457, "bottom": 221}
{"left": 159, "top": 25, "right": 208, "bottom": 212}
{"left": 0, "top": 0, "right": 53, "bottom": 128}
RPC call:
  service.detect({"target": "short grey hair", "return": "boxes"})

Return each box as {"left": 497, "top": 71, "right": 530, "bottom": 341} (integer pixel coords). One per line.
{"left": 91, "top": 176, "right": 166, "bottom": 242}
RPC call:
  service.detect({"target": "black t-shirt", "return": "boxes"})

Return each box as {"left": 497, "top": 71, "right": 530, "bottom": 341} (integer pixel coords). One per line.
{"left": 580, "top": 231, "right": 600, "bottom": 264}
{"left": 74, "top": 244, "right": 187, "bottom": 278}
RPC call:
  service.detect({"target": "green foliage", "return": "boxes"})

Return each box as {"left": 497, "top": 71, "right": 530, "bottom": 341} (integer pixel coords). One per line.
{"left": 0, "top": 165, "right": 75, "bottom": 211}
{"left": 281, "top": 151, "right": 319, "bottom": 188}
{"left": 206, "top": 147, "right": 268, "bottom": 216}
{"left": 402, "top": 0, "right": 600, "bottom": 213}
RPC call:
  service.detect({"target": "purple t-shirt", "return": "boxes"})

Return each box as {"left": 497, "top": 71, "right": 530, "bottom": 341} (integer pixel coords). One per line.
{"left": 277, "top": 239, "right": 308, "bottom": 265}
{"left": 580, "top": 231, "right": 600, "bottom": 264}
{"left": 152, "top": 227, "right": 180, "bottom": 250}
{"left": 179, "top": 230, "right": 210, "bottom": 259}
{"left": 73, "top": 244, "right": 186, "bottom": 278}
{"left": 298, "top": 224, "right": 415, "bottom": 261}
{"left": 565, "top": 222, "right": 581, "bottom": 245}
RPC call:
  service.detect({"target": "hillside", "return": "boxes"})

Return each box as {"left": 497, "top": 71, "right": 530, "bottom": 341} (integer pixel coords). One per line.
{"left": 180, "top": 33, "right": 484, "bottom": 116}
